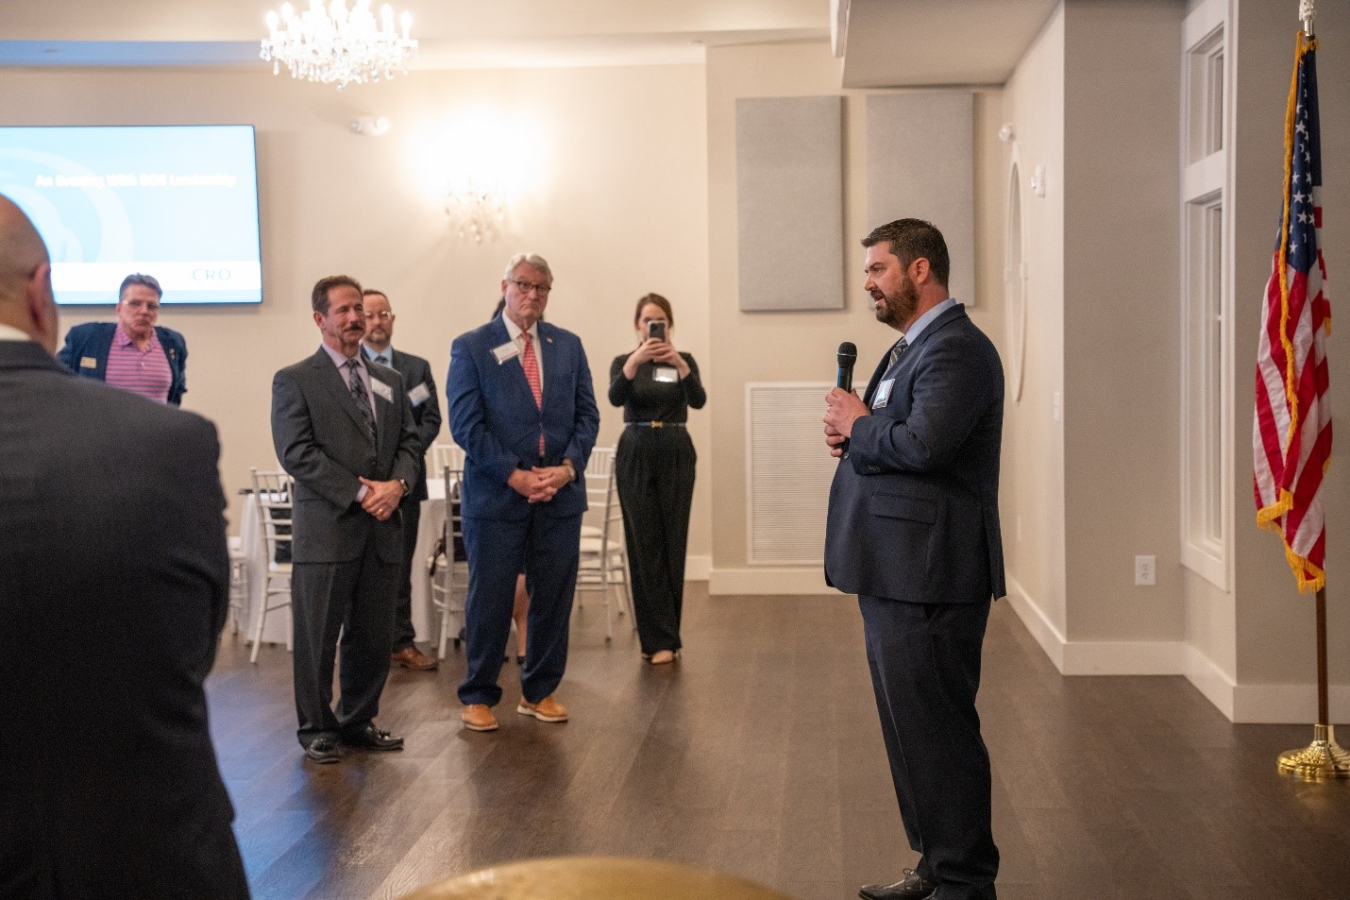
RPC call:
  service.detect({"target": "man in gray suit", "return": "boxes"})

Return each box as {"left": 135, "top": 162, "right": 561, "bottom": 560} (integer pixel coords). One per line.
{"left": 0, "top": 194, "right": 250, "bottom": 897}
{"left": 271, "top": 275, "right": 420, "bottom": 764}
{"left": 360, "top": 288, "right": 443, "bottom": 672}
{"left": 824, "top": 219, "right": 1004, "bottom": 900}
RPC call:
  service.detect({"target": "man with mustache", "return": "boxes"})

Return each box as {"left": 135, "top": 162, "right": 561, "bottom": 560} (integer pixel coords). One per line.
{"left": 57, "top": 272, "right": 188, "bottom": 405}
{"left": 360, "top": 288, "right": 443, "bottom": 672}
{"left": 824, "top": 219, "right": 1005, "bottom": 900}
{"left": 271, "top": 275, "right": 420, "bottom": 764}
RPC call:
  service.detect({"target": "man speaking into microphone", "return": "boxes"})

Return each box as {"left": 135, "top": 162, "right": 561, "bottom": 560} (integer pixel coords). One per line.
{"left": 823, "top": 219, "right": 1004, "bottom": 900}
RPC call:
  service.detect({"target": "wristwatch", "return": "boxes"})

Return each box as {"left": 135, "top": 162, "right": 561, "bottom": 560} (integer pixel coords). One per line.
{"left": 398, "top": 479, "right": 410, "bottom": 496}
{"left": 562, "top": 459, "right": 576, "bottom": 482}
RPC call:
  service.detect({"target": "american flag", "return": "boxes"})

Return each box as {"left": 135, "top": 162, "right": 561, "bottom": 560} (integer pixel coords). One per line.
{"left": 1253, "top": 32, "right": 1331, "bottom": 594}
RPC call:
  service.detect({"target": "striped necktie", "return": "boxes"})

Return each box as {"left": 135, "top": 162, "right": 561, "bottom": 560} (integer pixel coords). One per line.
{"left": 890, "top": 336, "right": 909, "bottom": 369}
{"left": 347, "top": 358, "right": 375, "bottom": 442}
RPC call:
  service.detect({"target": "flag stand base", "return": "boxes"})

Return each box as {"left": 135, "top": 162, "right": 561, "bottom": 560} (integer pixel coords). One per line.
{"left": 1278, "top": 724, "right": 1350, "bottom": 780}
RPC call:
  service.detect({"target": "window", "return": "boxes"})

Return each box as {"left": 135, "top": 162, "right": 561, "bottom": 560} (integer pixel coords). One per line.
{"left": 1179, "top": 0, "right": 1232, "bottom": 589}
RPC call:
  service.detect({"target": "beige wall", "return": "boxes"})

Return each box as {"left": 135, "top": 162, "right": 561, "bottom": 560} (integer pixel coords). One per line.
{"left": 1, "top": 64, "right": 711, "bottom": 557}
{"left": 1000, "top": 6, "right": 1068, "bottom": 638}
{"left": 704, "top": 40, "right": 1005, "bottom": 592}
{"left": 1063, "top": 0, "right": 1185, "bottom": 645}
{"left": 1001, "top": 0, "right": 1348, "bottom": 719}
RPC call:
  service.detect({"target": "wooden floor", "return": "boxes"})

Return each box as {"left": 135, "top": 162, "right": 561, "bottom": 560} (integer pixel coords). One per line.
{"left": 207, "top": 586, "right": 1350, "bottom": 900}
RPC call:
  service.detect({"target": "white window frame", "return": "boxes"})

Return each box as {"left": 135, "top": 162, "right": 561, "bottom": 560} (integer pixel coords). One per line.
{"left": 1179, "top": 0, "right": 1234, "bottom": 590}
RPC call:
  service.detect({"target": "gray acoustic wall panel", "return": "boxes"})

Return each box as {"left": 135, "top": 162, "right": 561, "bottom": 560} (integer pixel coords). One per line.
{"left": 866, "top": 92, "right": 976, "bottom": 305}
{"left": 735, "top": 96, "right": 844, "bottom": 311}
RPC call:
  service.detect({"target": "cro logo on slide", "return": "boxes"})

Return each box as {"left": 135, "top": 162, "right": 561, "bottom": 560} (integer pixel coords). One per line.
{"left": 192, "top": 268, "right": 234, "bottom": 282}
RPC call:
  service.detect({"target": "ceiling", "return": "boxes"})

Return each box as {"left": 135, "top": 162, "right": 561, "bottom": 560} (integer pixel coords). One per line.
{"left": 0, "top": 0, "right": 1060, "bottom": 86}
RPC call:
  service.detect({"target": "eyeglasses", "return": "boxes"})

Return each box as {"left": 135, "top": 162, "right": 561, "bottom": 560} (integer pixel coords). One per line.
{"left": 364, "top": 311, "right": 393, "bottom": 321}
{"left": 510, "top": 279, "right": 552, "bottom": 297}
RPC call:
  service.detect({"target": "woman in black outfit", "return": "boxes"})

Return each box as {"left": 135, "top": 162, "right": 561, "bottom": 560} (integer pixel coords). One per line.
{"left": 608, "top": 293, "right": 706, "bottom": 664}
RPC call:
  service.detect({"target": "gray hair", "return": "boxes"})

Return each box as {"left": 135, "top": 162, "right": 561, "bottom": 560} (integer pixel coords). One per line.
{"left": 119, "top": 272, "right": 163, "bottom": 301}
{"left": 504, "top": 252, "right": 552, "bottom": 283}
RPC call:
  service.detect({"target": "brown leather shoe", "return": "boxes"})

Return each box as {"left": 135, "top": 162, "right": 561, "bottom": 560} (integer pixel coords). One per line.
{"left": 461, "top": 704, "right": 498, "bottom": 732}
{"left": 391, "top": 645, "right": 438, "bottom": 671}
{"left": 516, "top": 695, "right": 568, "bottom": 723}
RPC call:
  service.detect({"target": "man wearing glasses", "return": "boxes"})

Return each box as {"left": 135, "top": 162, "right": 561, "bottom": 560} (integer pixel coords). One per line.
{"left": 446, "top": 252, "right": 599, "bottom": 732}
{"left": 361, "top": 288, "right": 443, "bottom": 672}
{"left": 57, "top": 272, "right": 188, "bottom": 405}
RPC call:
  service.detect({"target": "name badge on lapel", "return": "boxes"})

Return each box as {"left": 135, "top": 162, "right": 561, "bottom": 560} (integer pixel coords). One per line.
{"left": 653, "top": 366, "right": 678, "bottom": 383}
{"left": 492, "top": 342, "right": 520, "bottom": 364}
{"left": 872, "top": 378, "right": 895, "bottom": 410}
{"left": 408, "top": 382, "right": 431, "bottom": 406}
{"left": 370, "top": 379, "right": 394, "bottom": 403}
{"left": 80, "top": 356, "right": 98, "bottom": 369}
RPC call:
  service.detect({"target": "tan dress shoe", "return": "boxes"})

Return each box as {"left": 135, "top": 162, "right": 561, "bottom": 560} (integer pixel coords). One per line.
{"left": 516, "top": 695, "right": 568, "bottom": 723}
{"left": 391, "top": 645, "right": 438, "bottom": 671}
{"left": 461, "top": 704, "right": 498, "bottom": 732}
{"left": 649, "top": 650, "right": 677, "bottom": 665}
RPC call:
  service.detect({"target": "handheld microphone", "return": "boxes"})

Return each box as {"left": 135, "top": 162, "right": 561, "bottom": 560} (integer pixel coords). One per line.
{"left": 836, "top": 342, "right": 857, "bottom": 391}
{"left": 835, "top": 341, "right": 857, "bottom": 456}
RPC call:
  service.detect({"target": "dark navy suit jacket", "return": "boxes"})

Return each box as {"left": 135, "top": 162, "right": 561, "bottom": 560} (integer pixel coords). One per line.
{"left": 57, "top": 321, "right": 189, "bottom": 406}
{"left": 446, "top": 316, "right": 599, "bottom": 520}
{"left": 0, "top": 339, "right": 248, "bottom": 899}
{"left": 825, "top": 303, "right": 1005, "bottom": 605}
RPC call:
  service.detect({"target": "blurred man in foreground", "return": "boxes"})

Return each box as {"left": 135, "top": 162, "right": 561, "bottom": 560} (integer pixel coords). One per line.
{"left": 0, "top": 193, "right": 249, "bottom": 898}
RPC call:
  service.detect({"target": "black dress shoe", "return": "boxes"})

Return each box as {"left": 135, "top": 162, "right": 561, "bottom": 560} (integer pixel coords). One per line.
{"left": 340, "top": 723, "right": 404, "bottom": 751}
{"left": 859, "top": 869, "right": 936, "bottom": 900}
{"left": 304, "top": 736, "right": 341, "bottom": 764}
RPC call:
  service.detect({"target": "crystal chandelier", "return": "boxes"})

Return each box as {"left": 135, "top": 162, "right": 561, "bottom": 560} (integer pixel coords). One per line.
{"left": 261, "top": 0, "right": 418, "bottom": 90}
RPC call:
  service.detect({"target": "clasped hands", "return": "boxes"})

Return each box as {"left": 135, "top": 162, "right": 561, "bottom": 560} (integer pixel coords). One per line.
{"left": 508, "top": 465, "right": 572, "bottom": 504}
{"left": 823, "top": 387, "right": 870, "bottom": 458}
{"left": 359, "top": 477, "right": 405, "bottom": 521}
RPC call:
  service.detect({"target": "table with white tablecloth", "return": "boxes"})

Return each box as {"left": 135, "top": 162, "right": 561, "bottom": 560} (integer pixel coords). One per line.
{"left": 239, "top": 479, "right": 447, "bottom": 650}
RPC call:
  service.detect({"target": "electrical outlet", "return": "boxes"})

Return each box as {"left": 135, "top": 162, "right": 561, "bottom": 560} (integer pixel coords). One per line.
{"left": 1135, "top": 555, "right": 1156, "bottom": 586}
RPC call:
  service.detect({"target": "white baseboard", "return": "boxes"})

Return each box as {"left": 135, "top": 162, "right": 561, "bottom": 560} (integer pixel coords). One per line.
{"left": 1003, "top": 576, "right": 1066, "bottom": 670}
{"left": 1182, "top": 643, "right": 1237, "bottom": 720}
{"left": 685, "top": 555, "right": 711, "bottom": 582}
{"left": 1006, "top": 575, "right": 1350, "bottom": 723}
{"left": 1006, "top": 576, "right": 1184, "bottom": 674}
{"left": 708, "top": 566, "right": 832, "bottom": 595}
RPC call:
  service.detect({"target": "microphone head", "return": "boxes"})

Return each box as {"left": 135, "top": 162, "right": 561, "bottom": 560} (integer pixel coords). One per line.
{"left": 837, "top": 341, "right": 857, "bottom": 366}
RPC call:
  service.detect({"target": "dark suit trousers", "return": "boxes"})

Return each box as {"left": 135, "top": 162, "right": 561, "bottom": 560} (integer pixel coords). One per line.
{"left": 858, "top": 595, "right": 998, "bottom": 900}
{"left": 391, "top": 499, "right": 421, "bottom": 651}
{"left": 615, "top": 426, "right": 695, "bottom": 654}
{"left": 459, "top": 510, "right": 582, "bottom": 707}
{"left": 292, "top": 539, "right": 398, "bottom": 745}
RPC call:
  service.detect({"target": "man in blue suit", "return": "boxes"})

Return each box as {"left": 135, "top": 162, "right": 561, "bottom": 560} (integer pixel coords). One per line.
{"left": 447, "top": 252, "right": 599, "bottom": 732}
{"left": 824, "top": 219, "right": 1005, "bottom": 900}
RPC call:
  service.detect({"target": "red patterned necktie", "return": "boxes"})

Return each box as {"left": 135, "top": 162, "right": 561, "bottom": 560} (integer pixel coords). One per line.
{"left": 521, "top": 332, "right": 544, "bottom": 455}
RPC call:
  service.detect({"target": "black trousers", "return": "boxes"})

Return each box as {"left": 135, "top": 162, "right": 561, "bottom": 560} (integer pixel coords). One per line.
{"left": 615, "top": 425, "right": 696, "bottom": 655}
{"left": 858, "top": 595, "right": 998, "bottom": 900}
{"left": 291, "top": 539, "right": 398, "bottom": 746}
{"left": 391, "top": 498, "right": 421, "bottom": 651}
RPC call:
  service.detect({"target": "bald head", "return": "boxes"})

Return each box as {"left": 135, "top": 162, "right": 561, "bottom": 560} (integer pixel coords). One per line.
{"left": 0, "top": 194, "right": 58, "bottom": 353}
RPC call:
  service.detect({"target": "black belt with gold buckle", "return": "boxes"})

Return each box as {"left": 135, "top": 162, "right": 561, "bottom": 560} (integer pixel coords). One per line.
{"left": 627, "top": 421, "right": 686, "bottom": 429}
